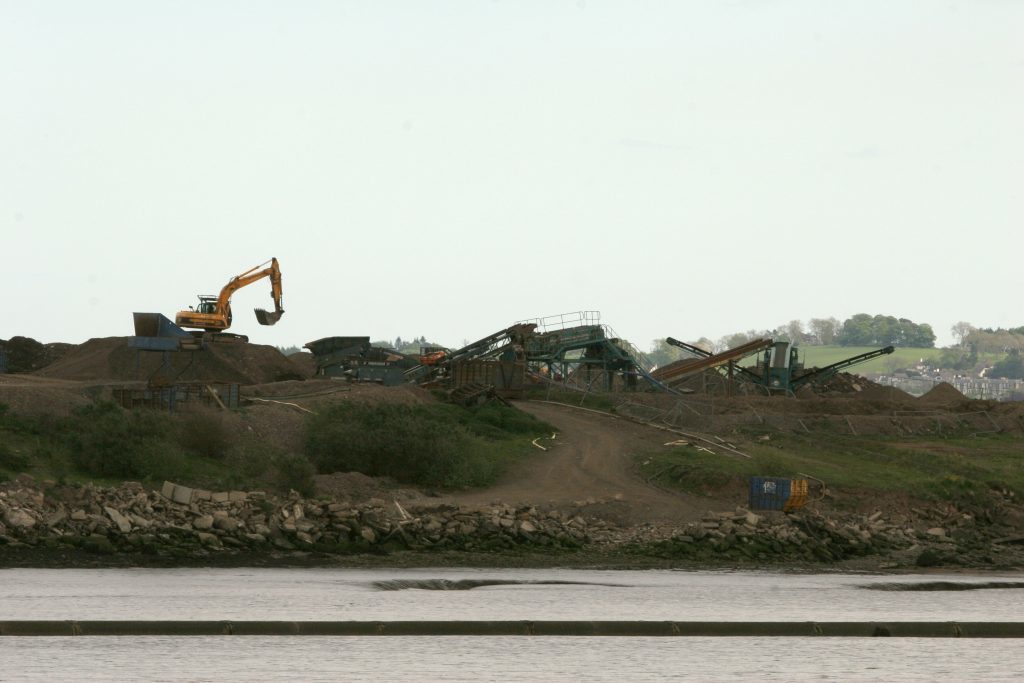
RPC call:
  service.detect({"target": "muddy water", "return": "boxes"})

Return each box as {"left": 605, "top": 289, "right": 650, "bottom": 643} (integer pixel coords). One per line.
{"left": 1, "top": 568, "right": 1022, "bottom": 681}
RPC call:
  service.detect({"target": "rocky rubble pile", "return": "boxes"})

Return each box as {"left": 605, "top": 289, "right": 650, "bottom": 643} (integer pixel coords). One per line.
{"left": 0, "top": 477, "right": 601, "bottom": 558}
{"left": 640, "top": 504, "right": 1024, "bottom": 568}
{"left": 2, "top": 475, "right": 1021, "bottom": 568}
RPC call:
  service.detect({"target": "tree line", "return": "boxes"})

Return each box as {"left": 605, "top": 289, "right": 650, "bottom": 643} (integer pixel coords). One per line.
{"left": 708, "top": 314, "right": 934, "bottom": 352}
{"left": 945, "top": 322, "right": 1024, "bottom": 380}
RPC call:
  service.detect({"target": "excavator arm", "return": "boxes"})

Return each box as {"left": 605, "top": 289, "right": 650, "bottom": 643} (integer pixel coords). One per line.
{"left": 175, "top": 258, "right": 284, "bottom": 332}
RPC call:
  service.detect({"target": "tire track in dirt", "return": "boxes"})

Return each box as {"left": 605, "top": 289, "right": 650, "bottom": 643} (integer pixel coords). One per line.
{"left": 450, "top": 401, "right": 712, "bottom": 525}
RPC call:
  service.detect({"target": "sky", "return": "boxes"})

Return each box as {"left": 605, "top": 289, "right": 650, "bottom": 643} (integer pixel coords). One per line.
{"left": 3, "top": 1, "right": 1021, "bottom": 351}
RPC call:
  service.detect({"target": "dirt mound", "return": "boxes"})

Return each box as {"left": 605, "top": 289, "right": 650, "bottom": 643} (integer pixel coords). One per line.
{"left": 814, "top": 372, "right": 878, "bottom": 394}
{"left": 0, "top": 337, "right": 74, "bottom": 373}
{"left": 0, "top": 374, "right": 100, "bottom": 417}
{"left": 313, "top": 471, "right": 426, "bottom": 506}
{"left": 918, "top": 382, "right": 967, "bottom": 406}
{"left": 851, "top": 384, "right": 917, "bottom": 406}
{"left": 245, "top": 379, "right": 434, "bottom": 407}
{"left": 286, "top": 351, "right": 316, "bottom": 378}
{"left": 35, "top": 337, "right": 303, "bottom": 385}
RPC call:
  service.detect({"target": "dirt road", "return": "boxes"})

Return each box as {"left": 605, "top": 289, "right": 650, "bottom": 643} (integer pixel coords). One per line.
{"left": 450, "top": 401, "right": 714, "bottom": 525}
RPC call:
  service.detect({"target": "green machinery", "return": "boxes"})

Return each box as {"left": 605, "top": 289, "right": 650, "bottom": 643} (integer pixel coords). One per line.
{"left": 412, "top": 312, "right": 680, "bottom": 395}
{"left": 666, "top": 337, "right": 894, "bottom": 394}
{"left": 522, "top": 312, "right": 681, "bottom": 394}
{"left": 761, "top": 342, "right": 895, "bottom": 393}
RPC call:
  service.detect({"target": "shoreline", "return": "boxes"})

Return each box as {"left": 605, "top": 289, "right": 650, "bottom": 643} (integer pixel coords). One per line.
{"left": 2, "top": 545, "right": 1022, "bottom": 574}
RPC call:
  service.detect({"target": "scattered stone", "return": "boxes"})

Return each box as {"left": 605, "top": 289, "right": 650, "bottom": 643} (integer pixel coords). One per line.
{"left": 3, "top": 508, "right": 36, "bottom": 530}
{"left": 103, "top": 507, "right": 132, "bottom": 534}
{"left": 0, "top": 476, "right": 1017, "bottom": 569}
{"left": 191, "top": 515, "right": 214, "bottom": 531}
{"left": 213, "top": 516, "right": 240, "bottom": 532}
{"left": 171, "top": 485, "right": 193, "bottom": 505}
{"left": 196, "top": 532, "right": 221, "bottom": 547}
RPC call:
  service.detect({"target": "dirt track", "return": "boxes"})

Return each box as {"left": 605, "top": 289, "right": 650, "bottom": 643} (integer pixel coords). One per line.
{"left": 449, "top": 401, "right": 714, "bottom": 525}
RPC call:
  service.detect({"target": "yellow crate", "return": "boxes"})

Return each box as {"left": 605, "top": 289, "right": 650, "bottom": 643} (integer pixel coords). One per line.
{"left": 783, "top": 478, "right": 809, "bottom": 511}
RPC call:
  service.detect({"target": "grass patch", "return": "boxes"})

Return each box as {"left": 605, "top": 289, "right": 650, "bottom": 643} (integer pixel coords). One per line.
{"left": 1, "top": 398, "right": 549, "bottom": 494}
{"left": 522, "top": 388, "right": 618, "bottom": 413}
{"left": 0, "top": 401, "right": 317, "bottom": 494}
{"left": 306, "top": 400, "right": 553, "bottom": 489}
{"left": 795, "top": 346, "right": 1002, "bottom": 375}
{"left": 640, "top": 430, "right": 1024, "bottom": 505}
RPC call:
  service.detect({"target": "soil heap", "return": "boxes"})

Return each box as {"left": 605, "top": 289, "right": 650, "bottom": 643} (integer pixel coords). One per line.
{"left": 0, "top": 337, "right": 74, "bottom": 374}
{"left": 34, "top": 337, "right": 308, "bottom": 385}
{"left": 918, "top": 382, "right": 968, "bottom": 407}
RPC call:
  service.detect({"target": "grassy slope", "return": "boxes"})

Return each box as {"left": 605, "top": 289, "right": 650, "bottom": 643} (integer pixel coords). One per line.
{"left": 791, "top": 346, "right": 1000, "bottom": 375}
{"left": 640, "top": 430, "right": 1024, "bottom": 508}
{"left": 0, "top": 400, "right": 555, "bottom": 493}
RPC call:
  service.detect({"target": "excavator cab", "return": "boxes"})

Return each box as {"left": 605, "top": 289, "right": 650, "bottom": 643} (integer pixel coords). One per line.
{"left": 196, "top": 297, "right": 218, "bottom": 315}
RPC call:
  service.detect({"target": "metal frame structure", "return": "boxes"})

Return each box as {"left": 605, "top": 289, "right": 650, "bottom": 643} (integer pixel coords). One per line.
{"left": 661, "top": 335, "right": 895, "bottom": 394}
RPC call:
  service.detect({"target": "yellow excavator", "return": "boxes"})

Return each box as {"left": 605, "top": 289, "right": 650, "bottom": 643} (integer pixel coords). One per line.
{"left": 175, "top": 258, "right": 284, "bottom": 334}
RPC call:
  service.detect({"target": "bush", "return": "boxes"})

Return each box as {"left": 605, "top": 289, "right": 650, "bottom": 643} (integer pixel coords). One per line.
{"left": 0, "top": 402, "right": 38, "bottom": 434}
{"left": 0, "top": 442, "right": 30, "bottom": 472}
{"left": 272, "top": 451, "right": 317, "bottom": 497}
{"left": 176, "top": 410, "right": 229, "bottom": 459}
{"left": 306, "top": 402, "right": 500, "bottom": 488}
{"left": 224, "top": 439, "right": 317, "bottom": 496}
{"left": 62, "top": 401, "right": 176, "bottom": 478}
{"left": 225, "top": 438, "right": 277, "bottom": 483}
{"left": 456, "top": 401, "right": 554, "bottom": 439}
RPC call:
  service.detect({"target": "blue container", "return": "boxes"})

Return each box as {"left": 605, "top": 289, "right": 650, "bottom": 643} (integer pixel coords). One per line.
{"left": 749, "top": 476, "right": 792, "bottom": 511}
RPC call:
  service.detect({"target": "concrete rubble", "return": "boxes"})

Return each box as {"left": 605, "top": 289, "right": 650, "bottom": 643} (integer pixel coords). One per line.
{"left": 2, "top": 474, "right": 1021, "bottom": 568}
{"left": 0, "top": 476, "right": 599, "bottom": 558}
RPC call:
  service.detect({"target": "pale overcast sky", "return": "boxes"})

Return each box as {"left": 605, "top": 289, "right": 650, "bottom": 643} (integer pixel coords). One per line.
{"left": 3, "top": 1, "right": 1021, "bottom": 350}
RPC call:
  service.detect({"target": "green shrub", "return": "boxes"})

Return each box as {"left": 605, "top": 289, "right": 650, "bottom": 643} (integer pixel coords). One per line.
{"left": 176, "top": 410, "right": 229, "bottom": 459}
{"left": 129, "top": 440, "right": 192, "bottom": 483}
{"left": 0, "top": 442, "right": 30, "bottom": 472}
{"left": 225, "top": 438, "right": 277, "bottom": 483}
{"left": 223, "top": 439, "right": 316, "bottom": 495}
{"left": 0, "top": 402, "right": 38, "bottom": 434}
{"left": 306, "top": 402, "right": 500, "bottom": 488}
{"left": 456, "top": 401, "right": 554, "bottom": 439}
{"left": 61, "top": 401, "right": 175, "bottom": 478}
{"left": 272, "top": 451, "right": 317, "bottom": 497}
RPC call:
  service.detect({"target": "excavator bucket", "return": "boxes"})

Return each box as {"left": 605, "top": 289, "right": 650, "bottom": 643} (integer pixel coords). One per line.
{"left": 254, "top": 307, "right": 284, "bottom": 326}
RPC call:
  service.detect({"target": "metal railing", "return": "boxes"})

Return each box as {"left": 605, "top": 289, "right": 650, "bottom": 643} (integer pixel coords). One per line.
{"left": 517, "top": 311, "right": 601, "bottom": 333}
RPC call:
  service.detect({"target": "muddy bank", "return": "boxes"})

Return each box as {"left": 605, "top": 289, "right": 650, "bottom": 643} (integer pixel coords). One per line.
{"left": 2, "top": 476, "right": 1023, "bottom": 571}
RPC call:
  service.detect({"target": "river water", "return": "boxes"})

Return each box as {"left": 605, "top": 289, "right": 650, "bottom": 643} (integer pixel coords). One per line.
{"left": 1, "top": 567, "right": 1022, "bottom": 681}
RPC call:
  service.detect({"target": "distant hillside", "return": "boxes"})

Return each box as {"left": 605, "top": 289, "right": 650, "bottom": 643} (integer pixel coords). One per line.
{"left": 794, "top": 346, "right": 998, "bottom": 375}
{"left": 795, "top": 346, "right": 940, "bottom": 375}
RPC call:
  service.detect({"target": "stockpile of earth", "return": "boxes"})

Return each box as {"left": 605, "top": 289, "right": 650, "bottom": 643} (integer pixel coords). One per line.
{"left": 0, "top": 375, "right": 97, "bottom": 417}
{"left": 34, "top": 337, "right": 306, "bottom": 385}
{"left": 918, "top": 382, "right": 968, "bottom": 407}
{"left": 813, "top": 371, "right": 878, "bottom": 394}
{"left": 850, "top": 384, "right": 918, "bottom": 406}
{"left": 0, "top": 337, "right": 74, "bottom": 374}
{"left": 285, "top": 351, "right": 317, "bottom": 377}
